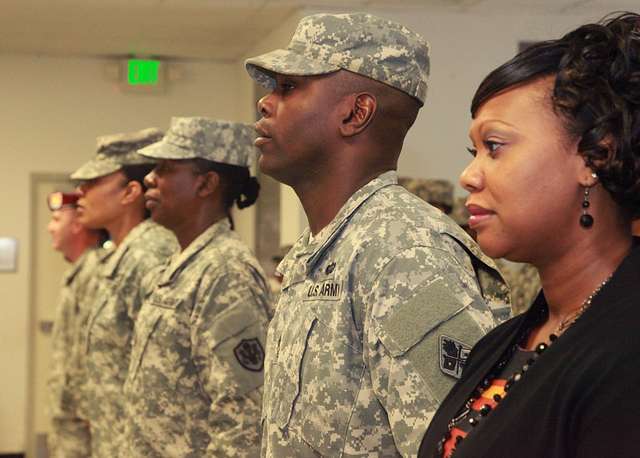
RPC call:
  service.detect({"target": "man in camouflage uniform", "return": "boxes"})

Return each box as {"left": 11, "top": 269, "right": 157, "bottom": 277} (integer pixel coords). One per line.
{"left": 245, "top": 13, "right": 511, "bottom": 457}
{"left": 71, "top": 128, "right": 178, "bottom": 457}
{"left": 398, "top": 177, "right": 454, "bottom": 215}
{"left": 124, "top": 118, "right": 272, "bottom": 457}
{"left": 46, "top": 191, "right": 104, "bottom": 457}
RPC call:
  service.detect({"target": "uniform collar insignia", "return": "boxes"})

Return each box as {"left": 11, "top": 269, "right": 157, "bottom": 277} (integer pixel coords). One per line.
{"left": 159, "top": 219, "right": 232, "bottom": 285}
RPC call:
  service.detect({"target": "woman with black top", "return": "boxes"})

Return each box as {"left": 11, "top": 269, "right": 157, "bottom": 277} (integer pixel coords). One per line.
{"left": 419, "top": 12, "right": 640, "bottom": 458}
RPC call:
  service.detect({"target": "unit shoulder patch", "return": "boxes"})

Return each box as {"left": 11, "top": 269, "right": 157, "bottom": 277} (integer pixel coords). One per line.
{"left": 439, "top": 335, "right": 471, "bottom": 379}
{"left": 233, "top": 338, "right": 265, "bottom": 372}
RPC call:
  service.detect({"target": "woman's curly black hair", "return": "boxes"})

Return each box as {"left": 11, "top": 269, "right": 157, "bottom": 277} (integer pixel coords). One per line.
{"left": 191, "top": 158, "right": 260, "bottom": 229}
{"left": 472, "top": 12, "right": 640, "bottom": 216}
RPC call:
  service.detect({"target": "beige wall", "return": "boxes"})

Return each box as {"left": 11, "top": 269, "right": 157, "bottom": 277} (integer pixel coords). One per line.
{"left": 0, "top": 53, "right": 251, "bottom": 452}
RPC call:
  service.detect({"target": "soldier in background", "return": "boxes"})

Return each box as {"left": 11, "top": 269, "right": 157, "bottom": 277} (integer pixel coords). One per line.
{"left": 452, "top": 196, "right": 538, "bottom": 315}
{"left": 124, "top": 118, "right": 271, "bottom": 457}
{"left": 70, "top": 128, "right": 178, "bottom": 457}
{"left": 246, "top": 13, "right": 510, "bottom": 457}
{"left": 268, "top": 244, "right": 291, "bottom": 300}
{"left": 398, "top": 177, "right": 454, "bottom": 215}
{"left": 46, "top": 191, "right": 103, "bottom": 457}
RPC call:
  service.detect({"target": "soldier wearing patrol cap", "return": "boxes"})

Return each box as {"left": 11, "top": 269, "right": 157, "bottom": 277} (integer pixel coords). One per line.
{"left": 123, "top": 117, "right": 272, "bottom": 457}
{"left": 70, "top": 128, "right": 178, "bottom": 457}
{"left": 398, "top": 177, "right": 454, "bottom": 214}
{"left": 246, "top": 12, "right": 511, "bottom": 457}
{"left": 45, "top": 191, "right": 103, "bottom": 457}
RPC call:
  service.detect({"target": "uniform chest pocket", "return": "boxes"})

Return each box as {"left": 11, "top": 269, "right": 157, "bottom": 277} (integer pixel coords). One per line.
{"left": 85, "top": 296, "right": 106, "bottom": 353}
{"left": 269, "top": 314, "right": 365, "bottom": 455}
{"left": 128, "top": 295, "right": 182, "bottom": 382}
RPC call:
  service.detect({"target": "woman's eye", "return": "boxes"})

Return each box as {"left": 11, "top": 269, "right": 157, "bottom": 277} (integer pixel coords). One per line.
{"left": 484, "top": 140, "right": 504, "bottom": 156}
{"left": 466, "top": 147, "right": 477, "bottom": 157}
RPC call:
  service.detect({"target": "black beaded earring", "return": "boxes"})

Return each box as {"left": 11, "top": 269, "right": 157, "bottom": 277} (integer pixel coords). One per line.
{"left": 580, "top": 181, "right": 595, "bottom": 228}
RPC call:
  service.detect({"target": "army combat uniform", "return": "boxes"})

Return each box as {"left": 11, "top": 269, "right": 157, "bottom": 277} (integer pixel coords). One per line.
{"left": 495, "top": 260, "right": 541, "bottom": 315}
{"left": 124, "top": 117, "right": 272, "bottom": 457}
{"left": 70, "top": 129, "right": 179, "bottom": 457}
{"left": 261, "top": 172, "right": 510, "bottom": 457}
{"left": 82, "top": 220, "right": 176, "bottom": 456}
{"left": 245, "top": 13, "right": 511, "bottom": 457}
{"left": 47, "top": 247, "right": 102, "bottom": 457}
{"left": 398, "top": 177, "right": 454, "bottom": 215}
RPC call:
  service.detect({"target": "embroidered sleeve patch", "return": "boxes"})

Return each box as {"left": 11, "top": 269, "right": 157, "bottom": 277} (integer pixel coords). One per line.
{"left": 233, "top": 338, "right": 265, "bottom": 372}
{"left": 439, "top": 335, "right": 471, "bottom": 379}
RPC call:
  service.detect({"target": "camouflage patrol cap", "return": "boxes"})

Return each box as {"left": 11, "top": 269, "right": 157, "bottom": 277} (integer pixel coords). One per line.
{"left": 71, "top": 128, "right": 163, "bottom": 181}
{"left": 451, "top": 196, "right": 470, "bottom": 227}
{"left": 245, "top": 13, "right": 430, "bottom": 105}
{"left": 398, "top": 177, "right": 454, "bottom": 211}
{"left": 137, "top": 117, "right": 257, "bottom": 168}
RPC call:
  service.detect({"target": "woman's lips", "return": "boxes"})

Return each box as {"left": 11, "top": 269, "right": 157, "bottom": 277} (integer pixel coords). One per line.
{"left": 466, "top": 204, "right": 495, "bottom": 229}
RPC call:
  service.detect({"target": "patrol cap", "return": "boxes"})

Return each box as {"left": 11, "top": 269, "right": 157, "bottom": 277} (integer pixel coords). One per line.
{"left": 245, "top": 12, "right": 430, "bottom": 105}
{"left": 451, "top": 196, "right": 470, "bottom": 227}
{"left": 137, "top": 117, "right": 257, "bottom": 168}
{"left": 398, "top": 177, "right": 454, "bottom": 211}
{"left": 71, "top": 128, "right": 164, "bottom": 181}
{"left": 47, "top": 191, "right": 80, "bottom": 211}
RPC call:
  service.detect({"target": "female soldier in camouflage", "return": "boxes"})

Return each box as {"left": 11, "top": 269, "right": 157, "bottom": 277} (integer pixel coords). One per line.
{"left": 124, "top": 117, "right": 271, "bottom": 457}
{"left": 71, "top": 128, "right": 178, "bottom": 457}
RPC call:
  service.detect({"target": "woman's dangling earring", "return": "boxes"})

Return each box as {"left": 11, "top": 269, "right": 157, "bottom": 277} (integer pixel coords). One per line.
{"left": 580, "top": 174, "right": 596, "bottom": 228}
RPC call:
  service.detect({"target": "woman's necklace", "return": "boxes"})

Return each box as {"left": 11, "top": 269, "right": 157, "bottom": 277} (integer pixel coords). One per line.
{"left": 554, "top": 275, "right": 612, "bottom": 335}
{"left": 434, "top": 273, "right": 613, "bottom": 458}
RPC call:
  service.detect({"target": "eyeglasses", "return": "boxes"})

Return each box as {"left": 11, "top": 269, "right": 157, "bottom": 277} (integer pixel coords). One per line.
{"left": 47, "top": 191, "right": 80, "bottom": 211}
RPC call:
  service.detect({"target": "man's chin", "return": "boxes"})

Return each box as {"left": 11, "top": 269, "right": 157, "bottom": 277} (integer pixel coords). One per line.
{"left": 150, "top": 210, "right": 175, "bottom": 232}
{"left": 258, "top": 156, "right": 293, "bottom": 185}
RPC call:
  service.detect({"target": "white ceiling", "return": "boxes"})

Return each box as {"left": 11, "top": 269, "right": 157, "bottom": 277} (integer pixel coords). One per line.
{"left": 0, "top": 0, "right": 636, "bottom": 60}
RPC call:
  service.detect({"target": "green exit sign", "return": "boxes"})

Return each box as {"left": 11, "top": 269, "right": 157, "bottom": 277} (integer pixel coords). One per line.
{"left": 127, "top": 59, "right": 160, "bottom": 85}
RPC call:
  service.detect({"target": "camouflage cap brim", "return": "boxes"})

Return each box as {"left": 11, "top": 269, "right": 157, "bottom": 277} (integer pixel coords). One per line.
{"left": 245, "top": 48, "right": 340, "bottom": 89}
{"left": 70, "top": 157, "right": 122, "bottom": 181}
{"left": 137, "top": 141, "right": 198, "bottom": 161}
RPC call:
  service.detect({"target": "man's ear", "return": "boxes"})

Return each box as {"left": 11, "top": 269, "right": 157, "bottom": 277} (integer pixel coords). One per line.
{"left": 338, "top": 92, "right": 377, "bottom": 137}
{"left": 196, "top": 171, "right": 220, "bottom": 198}
{"left": 70, "top": 216, "right": 85, "bottom": 236}
{"left": 121, "top": 180, "right": 143, "bottom": 205}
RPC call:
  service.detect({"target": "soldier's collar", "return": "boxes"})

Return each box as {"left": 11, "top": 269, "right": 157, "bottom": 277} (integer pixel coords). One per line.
{"left": 277, "top": 170, "right": 397, "bottom": 285}
{"left": 63, "top": 249, "right": 92, "bottom": 285}
{"left": 102, "top": 219, "right": 156, "bottom": 278}
{"left": 158, "top": 219, "right": 231, "bottom": 285}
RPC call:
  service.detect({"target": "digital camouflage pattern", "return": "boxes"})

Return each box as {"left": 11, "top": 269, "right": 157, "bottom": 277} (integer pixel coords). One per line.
{"left": 124, "top": 219, "right": 272, "bottom": 457}
{"left": 70, "top": 128, "right": 164, "bottom": 180}
{"left": 47, "top": 248, "right": 104, "bottom": 458}
{"left": 262, "top": 171, "right": 511, "bottom": 457}
{"left": 451, "top": 196, "right": 470, "bottom": 227}
{"left": 495, "top": 259, "right": 541, "bottom": 315}
{"left": 80, "top": 220, "right": 177, "bottom": 457}
{"left": 398, "top": 177, "right": 454, "bottom": 212}
{"left": 245, "top": 13, "right": 430, "bottom": 105}
{"left": 137, "top": 117, "right": 258, "bottom": 168}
